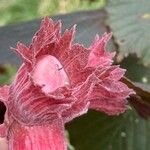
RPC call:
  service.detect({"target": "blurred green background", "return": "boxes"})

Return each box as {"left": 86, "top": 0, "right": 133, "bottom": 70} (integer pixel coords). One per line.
{"left": 0, "top": 0, "right": 105, "bottom": 26}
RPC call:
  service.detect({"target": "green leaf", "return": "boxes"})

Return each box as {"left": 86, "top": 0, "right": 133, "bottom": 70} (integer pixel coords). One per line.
{"left": 122, "top": 77, "right": 150, "bottom": 119}
{"left": 120, "top": 56, "right": 150, "bottom": 119}
{"left": 120, "top": 56, "right": 150, "bottom": 83}
{"left": 106, "top": 0, "right": 150, "bottom": 67}
{"left": 67, "top": 110, "right": 150, "bottom": 150}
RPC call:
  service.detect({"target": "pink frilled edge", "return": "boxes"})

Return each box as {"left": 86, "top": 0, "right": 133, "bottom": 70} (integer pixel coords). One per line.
{"left": 0, "top": 17, "right": 134, "bottom": 150}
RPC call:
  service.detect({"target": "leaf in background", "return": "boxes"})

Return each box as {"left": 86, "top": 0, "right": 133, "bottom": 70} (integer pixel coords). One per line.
{"left": 122, "top": 77, "right": 150, "bottom": 119}
{"left": 120, "top": 55, "right": 150, "bottom": 83}
{"left": 119, "top": 55, "right": 150, "bottom": 119}
{"left": 67, "top": 110, "right": 150, "bottom": 150}
{"left": 106, "top": 0, "right": 150, "bottom": 67}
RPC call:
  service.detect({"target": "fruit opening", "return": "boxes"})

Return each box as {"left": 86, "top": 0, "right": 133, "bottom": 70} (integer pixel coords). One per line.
{"left": 0, "top": 101, "right": 6, "bottom": 124}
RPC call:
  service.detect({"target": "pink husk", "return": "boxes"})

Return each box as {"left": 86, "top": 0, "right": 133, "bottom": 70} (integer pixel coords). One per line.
{"left": 8, "top": 120, "right": 67, "bottom": 150}
{"left": 0, "top": 17, "right": 134, "bottom": 149}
